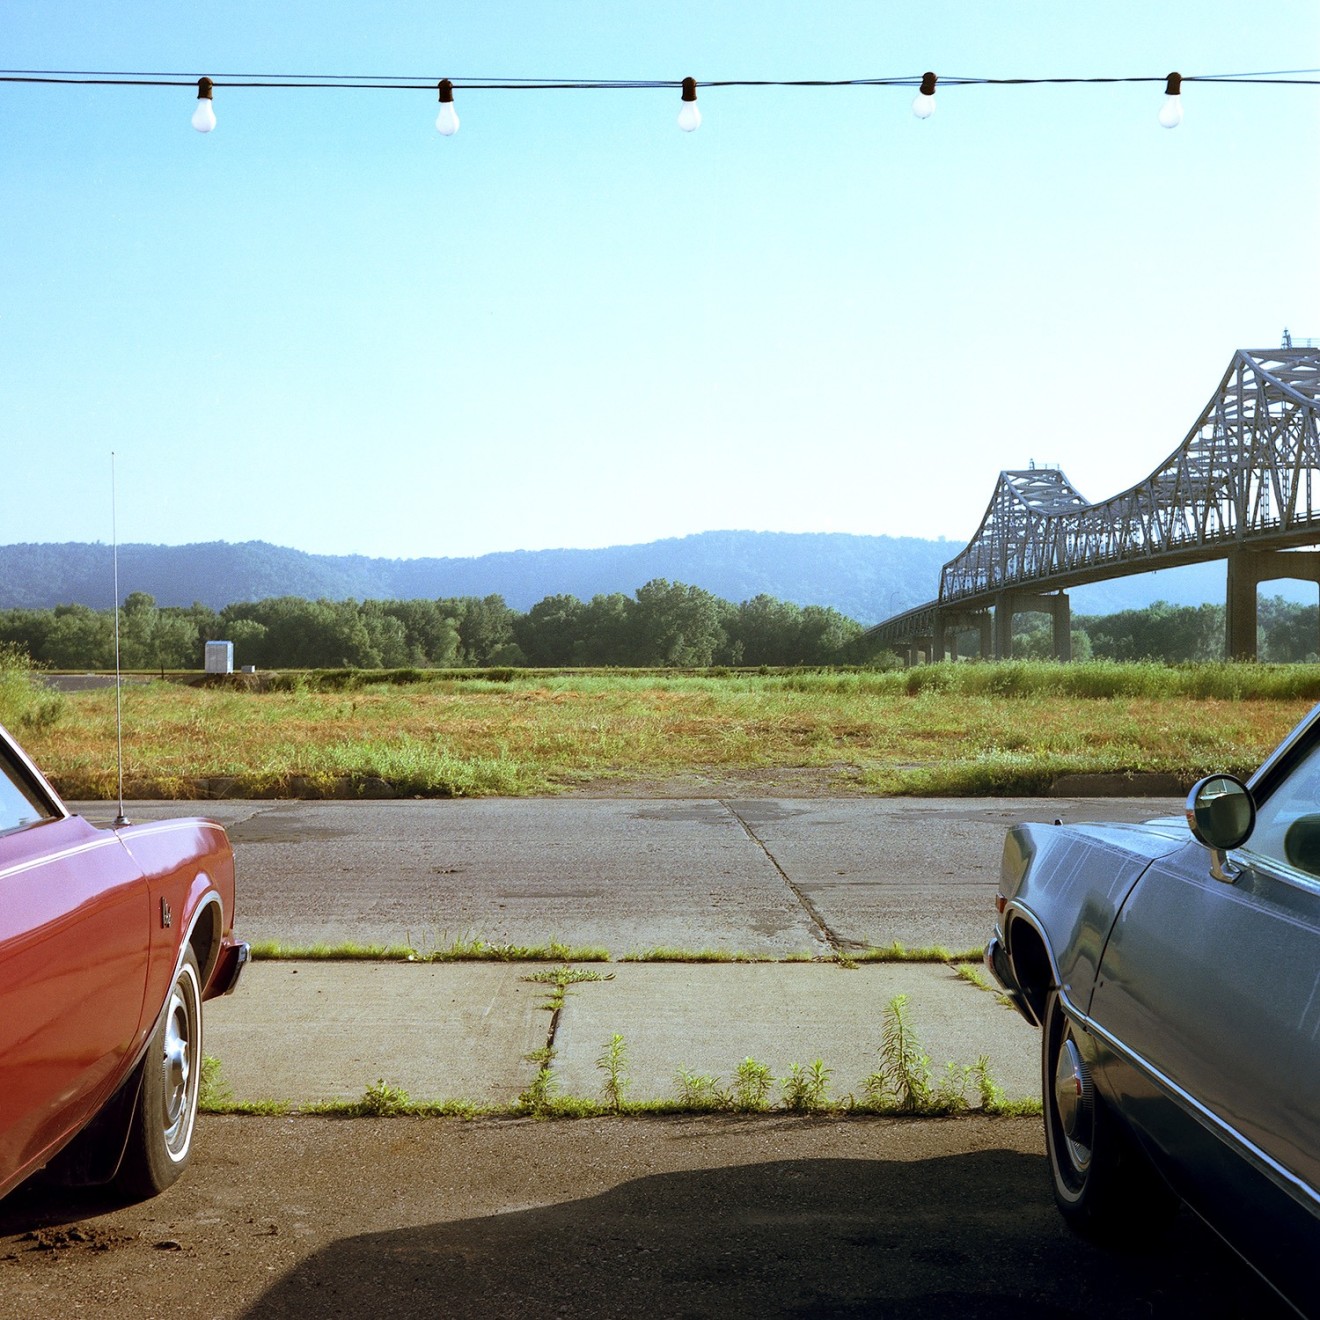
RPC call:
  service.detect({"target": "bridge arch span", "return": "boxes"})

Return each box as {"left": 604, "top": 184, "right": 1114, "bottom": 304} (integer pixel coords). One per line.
{"left": 869, "top": 347, "right": 1320, "bottom": 661}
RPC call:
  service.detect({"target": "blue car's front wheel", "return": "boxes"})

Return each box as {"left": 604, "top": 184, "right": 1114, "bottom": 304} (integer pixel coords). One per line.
{"left": 1042, "top": 990, "right": 1177, "bottom": 1241}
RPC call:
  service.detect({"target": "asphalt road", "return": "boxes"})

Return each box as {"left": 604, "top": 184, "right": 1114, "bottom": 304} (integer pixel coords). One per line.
{"left": 0, "top": 1117, "right": 1290, "bottom": 1320}
{"left": 75, "top": 794, "right": 1185, "bottom": 955}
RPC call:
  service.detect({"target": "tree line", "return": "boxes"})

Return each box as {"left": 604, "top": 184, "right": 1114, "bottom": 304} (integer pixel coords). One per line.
{"left": 4, "top": 588, "right": 1317, "bottom": 672}
{"left": 0, "top": 582, "right": 866, "bottom": 671}
{"left": 1012, "top": 597, "right": 1320, "bottom": 664}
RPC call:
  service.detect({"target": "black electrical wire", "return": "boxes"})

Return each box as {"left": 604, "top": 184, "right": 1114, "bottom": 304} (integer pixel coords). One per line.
{"left": 0, "top": 67, "right": 1317, "bottom": 90}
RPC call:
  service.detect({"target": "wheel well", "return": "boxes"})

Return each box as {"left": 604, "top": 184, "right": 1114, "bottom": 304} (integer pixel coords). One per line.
{"left": 1006, "top": 915, "right": 1052, "bottom": 1026}
{"left": 188, "top": 900, "right": 222, "bottom": 990}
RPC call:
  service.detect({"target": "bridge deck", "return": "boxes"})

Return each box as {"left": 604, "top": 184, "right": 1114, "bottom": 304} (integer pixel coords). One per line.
{"left": 868, "top": 348, "right": 1320, "bottom": 658}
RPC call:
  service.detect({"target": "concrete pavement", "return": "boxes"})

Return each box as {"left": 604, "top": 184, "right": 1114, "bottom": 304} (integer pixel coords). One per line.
{"left": 205, "top": 959, "right": 1042, "bottom": 1109}
{"left": 71, "top": 795, "right": 1184, "bottom": 1112}
{"left": 77, "top": 794, "right": 1184, "bottom": 954}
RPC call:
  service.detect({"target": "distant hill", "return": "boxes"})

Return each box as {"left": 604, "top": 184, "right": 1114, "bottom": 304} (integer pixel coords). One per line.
{"left": 0, "top": 533, "right": 1282, "bottom": 625}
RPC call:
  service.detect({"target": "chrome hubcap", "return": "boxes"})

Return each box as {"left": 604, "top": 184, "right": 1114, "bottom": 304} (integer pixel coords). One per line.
{"left": 1053, "top": 1035, "right": 1093, "bottom": 1170}
{"left": 162, "top": 988, "right": 193, "bottom": 1152}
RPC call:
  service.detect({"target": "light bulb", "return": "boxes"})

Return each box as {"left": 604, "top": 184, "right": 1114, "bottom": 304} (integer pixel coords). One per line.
{"left": 911, "top": 71, "right": 936, "bottom": 119}
{"left": 678, "top": 76, "right": 701, "bottom": 132}
{"left": 435, "top": 78, "right": 460, "bottom": 136}
{"left": 191, "top": 77, "right": 216, "bottom": 133}
{"left": 1158, "top": 72, "right": 1182, "bottom": 128}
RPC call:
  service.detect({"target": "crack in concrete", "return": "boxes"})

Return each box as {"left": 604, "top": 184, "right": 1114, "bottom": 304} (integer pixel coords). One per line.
{"left": 720, "top": 801, "right": 849, "bottom": 953}
{"left": 542, "top": 1004, "right": 563, "bottom": 1061}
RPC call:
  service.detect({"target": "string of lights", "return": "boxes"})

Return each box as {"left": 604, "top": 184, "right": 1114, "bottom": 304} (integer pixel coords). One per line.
{"left": 2, "top": 66, "right": 1316, "bottom": 135}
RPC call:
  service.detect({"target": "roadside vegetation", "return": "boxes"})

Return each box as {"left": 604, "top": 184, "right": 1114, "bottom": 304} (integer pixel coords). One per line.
{"left": 0, "top": 642, "right": 64, "bottom": 733}
{"left": 12, "top": 659, "right": 1318, "bottom": 799}
{"left": 243, "top": 940, "right": 985, "bottom": 965}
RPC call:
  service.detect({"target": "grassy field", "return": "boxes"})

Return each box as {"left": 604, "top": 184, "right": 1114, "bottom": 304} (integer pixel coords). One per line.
{"left": 9, "top": 661, "right": 1320, "bottom": 799}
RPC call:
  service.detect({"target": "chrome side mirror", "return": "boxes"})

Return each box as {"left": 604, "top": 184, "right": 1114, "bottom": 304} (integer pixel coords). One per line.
{"left": 1185, "top": 775, "right": 1255, "bottom": 882}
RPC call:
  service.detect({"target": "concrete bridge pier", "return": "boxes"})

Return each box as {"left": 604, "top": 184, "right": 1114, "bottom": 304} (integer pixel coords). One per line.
{"left": 1227, "top": 549, "right": 1320, "bottom": 660}
{"left": 934, "top": 610, "right": 993, "bottom": 661}
{"left": 993, "top": 591, "right": 1072, "bottom": 661}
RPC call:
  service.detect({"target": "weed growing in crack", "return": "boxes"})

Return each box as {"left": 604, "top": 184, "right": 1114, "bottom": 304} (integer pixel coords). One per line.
{"left": 674, "top": 1067, "right": 729, "bottom": 1110}
{"left": 929, "top": 1062, "right": 972, "bottom": 1116}
{"left": 247, "top": 941, "right": 991, "bottom": 966}
{"left": 972, "top": 1054, "right": 1006, "bottom": 1111}
{"left": 955, "top": 961, "right": 1021, "bottom": 1010}
{"left": 199, "top": 1055, "right": 233, "bottom": 1110}
{"left": 954, "top": 961, "right": 993, "bottom": 991}
{"left": 617, "top": 947, "right": 757, "bottom": 963}
{"left": 864, "top": 993, "right": 932, "bottom": 1112}
{"left": 523, "top": 965, "right": 614, "bottom": 988}
{"left": 249, "top": 940, "right": 419, "bottom": 961}
{"left": 523, "top": 963, "right": 614, "bottom": 1016}
{"left": 427, "top": 935, "right": 610, "bottom": 962}
{"left": 732, "top": 1057, "right": 774, "bottom": 1112}
{"left": 781, "top": 1060, "right": 832, "bottom": 1112}
{"left": 855, "top": 994, "right": 1010, "bottom": 1115}
{"left": 359, "top": 1079, "right": 413, "bottom": 1116}
{"left": 518, "top": 1067, "right": 558, "bottom": 1116}
{"left": 597, "top": 1033, "right": 629, "bottom": 1112}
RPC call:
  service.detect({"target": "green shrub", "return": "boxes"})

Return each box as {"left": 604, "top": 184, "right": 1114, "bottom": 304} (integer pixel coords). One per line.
{"left": 0, "top": 645, "right": 63, "bottom": 732}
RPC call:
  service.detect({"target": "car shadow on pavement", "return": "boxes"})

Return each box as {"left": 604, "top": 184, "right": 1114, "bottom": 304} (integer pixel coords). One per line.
{"left": 242, "top": 1152, "right": 1288, "bottom": 1320}
{"left": 0, "top": 1178, "right": 136, "bottom": 1235}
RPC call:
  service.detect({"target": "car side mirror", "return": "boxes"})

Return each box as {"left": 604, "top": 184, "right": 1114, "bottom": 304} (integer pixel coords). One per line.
{"left": 1185, "top": 776, "right": 1255, "bottom": 881}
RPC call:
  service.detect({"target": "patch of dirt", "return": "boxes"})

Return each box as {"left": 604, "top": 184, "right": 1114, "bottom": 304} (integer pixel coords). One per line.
{"left": 10, "top": 1224, "right": 134, "bottom": 1255}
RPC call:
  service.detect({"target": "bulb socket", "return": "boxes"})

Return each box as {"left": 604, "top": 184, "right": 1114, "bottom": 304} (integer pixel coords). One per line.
{"left": 1164, "top": 72, "right": 1181, "bottom": 96}
{"left": 438, "top": 78, "right": 455, "bottom": 104}
{"left": 681, "top": 76, "right": 698, "bottom": 103}
{"left": 919, "top": 71, "right": 937, "bottom": 96}
{"left": 197, "top": 76, "right": 214, "bottom": 101}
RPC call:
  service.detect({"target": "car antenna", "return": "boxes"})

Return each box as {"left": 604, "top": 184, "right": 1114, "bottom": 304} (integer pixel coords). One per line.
{"left": 111, "top": 451, "right": 129, "bottom": 828}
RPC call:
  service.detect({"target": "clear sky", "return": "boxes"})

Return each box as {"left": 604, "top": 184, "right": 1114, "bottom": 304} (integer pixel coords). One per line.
{"left": 2, "top": 1, "right": 1317, "bottom": 562}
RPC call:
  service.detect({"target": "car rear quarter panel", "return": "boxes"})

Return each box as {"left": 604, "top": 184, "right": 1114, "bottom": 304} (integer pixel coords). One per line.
{"left": 113, "top": 818, "right": 236, "bottom": 1015}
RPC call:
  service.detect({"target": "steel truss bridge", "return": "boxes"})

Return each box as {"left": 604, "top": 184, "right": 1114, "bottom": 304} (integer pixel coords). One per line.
{"left": 867, "top": 347, "right": 1320, "bottom": 662}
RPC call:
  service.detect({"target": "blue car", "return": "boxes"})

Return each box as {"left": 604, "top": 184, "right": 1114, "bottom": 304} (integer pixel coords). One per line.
{"left": 986, "top": 705, "right": 1320, "bottom": 1315}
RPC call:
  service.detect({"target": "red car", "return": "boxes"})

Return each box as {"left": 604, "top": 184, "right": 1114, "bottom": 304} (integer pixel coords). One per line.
{"left": 0, "top": 720, "right": 247, "bottom": 1201}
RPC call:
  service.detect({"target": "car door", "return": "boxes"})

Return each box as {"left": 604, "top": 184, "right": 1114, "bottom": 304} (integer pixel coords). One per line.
{"left": 0, "top": 752, "right": 150, "bottom": 1187}
{"left": 1086, "top": 757, "right": 1320, "bottom": 1279}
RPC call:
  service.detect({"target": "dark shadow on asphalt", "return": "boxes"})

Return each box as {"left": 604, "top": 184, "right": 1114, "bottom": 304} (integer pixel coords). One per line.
{"left": 0, "top": 1178, "right": 135, "bottom": 1234}
{"left": 241, "top": 1152, "right": 1289, "bottom": 1320}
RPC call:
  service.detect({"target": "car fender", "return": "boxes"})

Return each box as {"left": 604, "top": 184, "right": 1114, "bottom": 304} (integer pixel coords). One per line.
{"left": 999, "top": 820, "right": 1182, "bottom": 1024}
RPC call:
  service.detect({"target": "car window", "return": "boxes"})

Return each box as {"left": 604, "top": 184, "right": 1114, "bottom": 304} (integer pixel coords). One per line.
{"left": 1243, "top": 736, "right": 1320, "bottom": 880}
{"left": 0, "top": 746, "right": 55, "bottom": 835}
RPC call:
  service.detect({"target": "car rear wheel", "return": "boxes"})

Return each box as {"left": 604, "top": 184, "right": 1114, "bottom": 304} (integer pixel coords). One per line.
{"left": 1042, "top": 990, "right": 1177, "bottom": 1242}
{"left": 114, "top": 947, "right": 203, "bottom": 1199}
